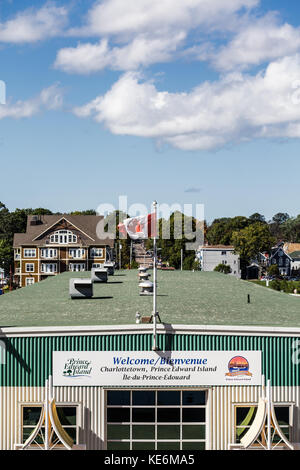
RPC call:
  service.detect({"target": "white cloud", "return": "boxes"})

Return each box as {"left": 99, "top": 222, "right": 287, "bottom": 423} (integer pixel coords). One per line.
{"left": 73, "top": 56, "right": 300, "bottom": 151}
{"left": 54, "top": 33, "right": 186, "bottom": 73}
{"left": 56, "top": 0, "right": 258, "bottom": 73}
{"left": 0, "top": 3, "right": 68, "bottom": 43}
{"left": 0, "top": 84, "right": 63, "bottom": 119}
{"left": 212, "top": 14, "right": 300, "bottom": 71}
{"left": 73, "top": 0, "right": 259, "bottom": 37}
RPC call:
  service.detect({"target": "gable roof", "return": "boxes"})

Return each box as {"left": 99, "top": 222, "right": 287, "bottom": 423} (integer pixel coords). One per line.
{"left": 284, "top": 243, "right": 300, "bottom": 254}
{"left": 289, "top": 251, "right": 300, "bottom": 260}
{"left": 270, "top": 246, "right": 293, "bottom": 261}
{"left": 13, "top": 214, "right": 114, "bottom": 247}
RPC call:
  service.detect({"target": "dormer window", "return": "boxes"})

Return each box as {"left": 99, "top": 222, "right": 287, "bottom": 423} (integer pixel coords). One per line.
{"left": 50, "top": 230, "right": 77, "bottom": 244}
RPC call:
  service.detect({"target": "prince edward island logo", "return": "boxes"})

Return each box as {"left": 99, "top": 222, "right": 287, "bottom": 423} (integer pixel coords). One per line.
{"left": 226, "top": 356, "right": 252, "bottom": 377}
{"left": 63, "top": 358, "right": 92, "bottom": 378}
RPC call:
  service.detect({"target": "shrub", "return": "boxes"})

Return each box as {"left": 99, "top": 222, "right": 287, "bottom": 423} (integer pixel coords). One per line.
{"left": 214, "top": 264, "right": 232, "bottom": 274}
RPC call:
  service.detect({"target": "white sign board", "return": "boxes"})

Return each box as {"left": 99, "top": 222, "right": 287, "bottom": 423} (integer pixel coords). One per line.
{"left": 53, "top": 351, "right": 262, "bottom": 387}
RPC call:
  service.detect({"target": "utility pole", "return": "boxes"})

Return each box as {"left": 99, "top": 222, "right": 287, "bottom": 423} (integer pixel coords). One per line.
{"left": 181, "top": 248, "right": 183, "bottom": 271}
{"left": 130, "top": 241, "right": 133, "bottom": 269}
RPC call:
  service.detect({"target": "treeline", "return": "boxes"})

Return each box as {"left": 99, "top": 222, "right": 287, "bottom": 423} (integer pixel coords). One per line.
{"left": 1, "top": 202, "right": 300, "bottom": 274}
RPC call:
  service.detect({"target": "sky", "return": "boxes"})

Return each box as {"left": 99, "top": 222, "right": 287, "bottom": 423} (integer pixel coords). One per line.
{"left": 1, "top": 0, "right": 300, "bottom": 222}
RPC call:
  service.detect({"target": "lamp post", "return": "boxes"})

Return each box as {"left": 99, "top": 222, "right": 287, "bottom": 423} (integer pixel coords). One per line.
{"left": 9, "top": 265, "right": 13, "bottom": 291}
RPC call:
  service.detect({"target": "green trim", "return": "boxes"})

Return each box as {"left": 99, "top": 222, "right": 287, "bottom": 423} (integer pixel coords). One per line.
{"left": 0, "top": 333, "right": 299, "bottom": 387}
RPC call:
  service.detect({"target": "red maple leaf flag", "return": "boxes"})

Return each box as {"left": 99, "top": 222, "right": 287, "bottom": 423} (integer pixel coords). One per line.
{"left": 118, "top": 213, "right": 156, "bottom": 240}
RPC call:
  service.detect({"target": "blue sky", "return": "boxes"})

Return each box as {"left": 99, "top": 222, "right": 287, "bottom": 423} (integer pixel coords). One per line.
{"left": 1, "top": 0, "right": 300, "bottom": 222}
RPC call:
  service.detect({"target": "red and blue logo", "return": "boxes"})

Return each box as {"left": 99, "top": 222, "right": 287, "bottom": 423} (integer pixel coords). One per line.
{"left": 226, "top": 356, "right": 252, "bottom": 377}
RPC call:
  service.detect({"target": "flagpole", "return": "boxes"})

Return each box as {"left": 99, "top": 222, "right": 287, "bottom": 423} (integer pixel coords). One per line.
{"left": 152, "top": 201, "right": 158, "bottom": 351}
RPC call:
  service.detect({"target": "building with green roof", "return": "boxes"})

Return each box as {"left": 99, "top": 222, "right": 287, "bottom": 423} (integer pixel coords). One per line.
{"left": 0, "top": 269, "right": 300, "bottom": 450}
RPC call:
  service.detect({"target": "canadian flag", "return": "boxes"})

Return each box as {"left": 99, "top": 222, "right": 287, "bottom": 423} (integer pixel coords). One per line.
{"left": 118, "top": 213, "right": 156, "bottom": 240}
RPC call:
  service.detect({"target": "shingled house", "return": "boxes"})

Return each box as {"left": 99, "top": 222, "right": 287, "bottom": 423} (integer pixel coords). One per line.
{"left": 13, "top": 214, "right": 114, "bottom": 287}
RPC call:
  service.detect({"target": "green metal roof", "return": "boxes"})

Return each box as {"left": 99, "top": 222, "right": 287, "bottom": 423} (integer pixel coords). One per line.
{"left": 289, "top": 251, "right": 300, "bottom": 259}
{"left": 1, "top": 270, "right": 300, "bottom": 329}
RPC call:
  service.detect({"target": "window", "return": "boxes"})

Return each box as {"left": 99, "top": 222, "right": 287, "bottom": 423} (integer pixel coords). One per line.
{"left": 92, "top": 263, "right": 103, "bottom": 269}
{"left": 41, "top": 263, "right": 57, "bottom": 273}
{"left": 234, "top": 405, "right": 292, "bottom": 444}
{"left": 25, "top": 263, "right": 34, "bottom": 272}
{"left": 221, "top": 251, "right": 227, "bottom": 256}
{"left": 41, "top": 248, "right": 57, "bottom": 259}
{"left": 22, "top": 405, "right": 77, "bottom": 446}
{"left": 106, "top": 390, "right": 207, "bottom": 450}
{"left": 24, "top": 249, "right": 36, "bottom": 258}
{"left": 69, "top": 263, "right": 85, "bottom": 272}
{"left": 69, "top": 248, "right": 85, "bottom": 259}
{"left": 26, "top": 278, "right": 35, "bottom": 286}
{"left": 50, "top": 230, "right": 77, "bottom": 244}
{"left": 91, "top": 248, "right": 104, "bottom": 258}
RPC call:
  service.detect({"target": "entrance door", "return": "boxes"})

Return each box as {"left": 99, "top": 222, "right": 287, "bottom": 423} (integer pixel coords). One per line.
{"left": 106, "top": 389, "right": 207, "bottom": 450}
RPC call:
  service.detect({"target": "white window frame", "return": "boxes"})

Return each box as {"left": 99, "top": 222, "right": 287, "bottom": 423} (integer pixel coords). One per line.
{"left": 24, "top": 249, "right": 36, "bottom": 258}
{"left": 69, "top": 263, "right": 85, "bottom": 272}
{"left": 25, "top": 278, "right": 35, "bottom": 286}
{"left": 91, "top": 247, "right": 104, "bottom": 258}
{"left": 40, "top": 248, "right": 57, "bottom": 259}
{"left": 92, "top": 263, "right": 103, "bottom": 269}
{"left": 233, "top": 402, "right": 294, "bottom": 445}
{"left": 69, "top": 248, "right": 85, "bottom": 259}
{"left": 25, "top": 263, "right": 35, "bottom": 273}
{"left": 41, "top": 263, "right": 57, "bottom": 274}
{"left": 19, "top": 402, "right": 80, "bottom": 447}
{"left": 50, "top": 230, "right": 77, "bottom": 244}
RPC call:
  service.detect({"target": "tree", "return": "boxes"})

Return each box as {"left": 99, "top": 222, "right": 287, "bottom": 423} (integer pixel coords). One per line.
{"left": 269, "top": 213, "right": 290, "bottom": 240}
{"left": 281, "top": 215, "right": 300, "bottom": 243}
{"left": 149, "top": 211, "right": 201, "bottom": 270}
{"left": 70, "top": 210, "right": 96, "bottom": 215}
{"left": 206, "top": 217, "right": 250, "bottom": 246}
{"left": 249, "top": 213, "right": 266, "bottom": 224}
{"left": 231, "top": 223, "right": 275, "bottom": 263}
{"left": 214, "top": 264, "right": 232, "bottom": 274}
{"left": 0, "top": 239, "right": 13, "bottom": 274}
{"left": 267, "top": 264, "right": 279, "bottom": 277}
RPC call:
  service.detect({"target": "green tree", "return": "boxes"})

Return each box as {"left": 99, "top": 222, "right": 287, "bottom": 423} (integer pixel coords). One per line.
{"left": 249, "top": 213, "right": 266, "bottom": 224}
{"left": 152, "top": 212, "right": 200, "bottom": 270}
{"left": 206, "top": 216, "right": 250, "bottom": 246}
{"left": 267, "top": 264, "right": 279, "bottom": 277}
{"left": 231, "top": 223, "right": 275, "bottom": 264}
{"left": 269, "top": 212, "right": 290, "bottom": 240}
{"left": 214, "top": 264, "right": 232, "bottom": 274}
{"left": 281, "top": 215, "right": 300, "bottom": 242}
{"left": 0, "top": 239, "right": 13, "bottom": 274}
{"left": 70, "top": 210, "right": 96, "bottom": 215}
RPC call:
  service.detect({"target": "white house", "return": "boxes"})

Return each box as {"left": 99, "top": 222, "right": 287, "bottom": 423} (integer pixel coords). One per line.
{"left": 196, "top": 245, "right": 241, "bottom": 278}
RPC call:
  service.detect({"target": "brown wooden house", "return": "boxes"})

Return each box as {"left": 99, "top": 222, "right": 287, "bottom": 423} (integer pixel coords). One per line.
{"left": 13, "top": 214, "right": 114, "bottom": 287}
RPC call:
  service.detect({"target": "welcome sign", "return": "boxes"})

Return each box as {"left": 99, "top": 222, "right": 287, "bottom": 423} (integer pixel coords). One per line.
{"left": 53, "top": 351, "right": 262, "bottom": 386}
